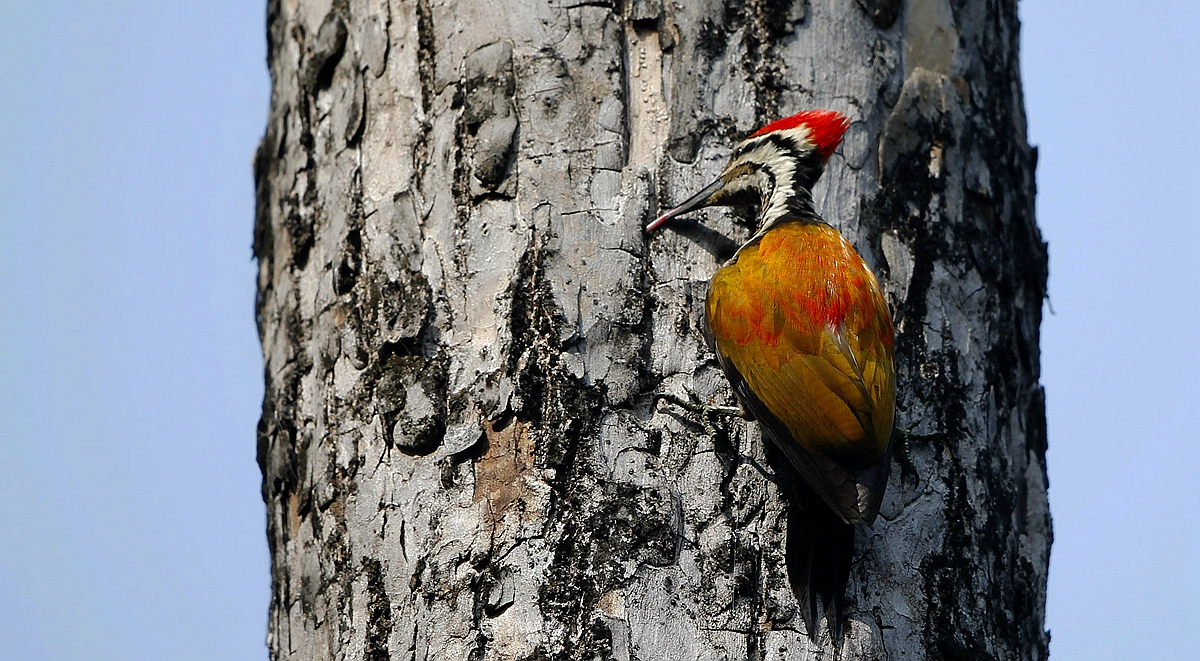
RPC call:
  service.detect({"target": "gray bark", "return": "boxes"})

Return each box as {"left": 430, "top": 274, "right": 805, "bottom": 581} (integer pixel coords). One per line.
{"left": 254, "top": 0, "right": 1050, "bottom": 659}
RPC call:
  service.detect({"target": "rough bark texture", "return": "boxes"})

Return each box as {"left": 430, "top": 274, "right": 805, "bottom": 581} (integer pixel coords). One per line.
{"left": 254, "top": 0, "right": 1050, "bottom": 659}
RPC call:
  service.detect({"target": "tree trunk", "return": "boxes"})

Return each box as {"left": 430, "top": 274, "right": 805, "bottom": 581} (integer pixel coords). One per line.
{"left": 254, "top": 0, "right": 1050, "bottom": 659}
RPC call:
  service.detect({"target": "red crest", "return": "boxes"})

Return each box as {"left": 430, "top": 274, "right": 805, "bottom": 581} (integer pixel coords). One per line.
{"left": 750, "top": 109, "right": 850, "bottom": 160}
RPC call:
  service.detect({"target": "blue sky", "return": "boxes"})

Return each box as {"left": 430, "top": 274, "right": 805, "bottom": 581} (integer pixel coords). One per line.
{"left": 0, "top": 2, "right": 1196, "bottom": 660}
{"left": 1022, "top": 2, "right": 1199, "bottom": 658}
{"left": 0, "top": 2, "right": 269, "bottom": 659}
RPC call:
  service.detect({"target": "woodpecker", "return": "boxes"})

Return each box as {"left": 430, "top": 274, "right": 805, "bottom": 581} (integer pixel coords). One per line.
{"left": 647, "top": 110, "right": 895, "bottom": 640}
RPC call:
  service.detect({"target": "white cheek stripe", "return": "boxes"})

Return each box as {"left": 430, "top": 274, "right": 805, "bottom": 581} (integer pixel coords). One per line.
{"left": 728, "top": 125, "right": 816, "bottom": 254}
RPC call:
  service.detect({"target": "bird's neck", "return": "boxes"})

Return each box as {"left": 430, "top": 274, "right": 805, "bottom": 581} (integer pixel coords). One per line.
{"left": 752, "top": 150, "right": 821, "bottom": 229}
{"left": 755, "top": 175, "right": 818, "bottom": 235}
{"left": 727, "top": 187, "right": 818, "bottom": 262}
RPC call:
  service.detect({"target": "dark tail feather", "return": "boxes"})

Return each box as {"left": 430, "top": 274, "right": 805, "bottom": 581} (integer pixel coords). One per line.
{"left": 786, "top": 480, "right": 855, "bottom": 642}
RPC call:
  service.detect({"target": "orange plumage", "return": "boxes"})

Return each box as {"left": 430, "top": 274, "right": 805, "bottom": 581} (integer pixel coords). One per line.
{"left": 707, "top": 222, "right": 894, "bottom": 469}
{"left": 647, "top": 108, "right": 896, "bottom": 638}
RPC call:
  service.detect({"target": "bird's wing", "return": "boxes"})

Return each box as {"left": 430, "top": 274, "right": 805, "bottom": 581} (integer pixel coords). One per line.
{"left": 704, "top": 228, "right": 895, "bottom": 523}
{"left": 708, "top": 301, "right": 894, "bottom": 460}
{"left": 710, "top": 323, "right": 893, "bottom": 524}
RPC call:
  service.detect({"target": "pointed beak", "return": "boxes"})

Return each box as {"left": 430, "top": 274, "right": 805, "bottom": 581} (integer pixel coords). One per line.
{"left": 645, "top": 177, "right": 726, "bottom": 233}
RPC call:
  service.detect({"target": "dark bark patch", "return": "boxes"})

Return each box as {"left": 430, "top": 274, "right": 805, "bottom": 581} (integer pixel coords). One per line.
{"left": 368, "top": 262, "right": 448, "bottom": 457}
{"left": 507, "top": 244, "right": 569, "bottom": 426}
{"left": 471, "top": 117, "right": 518, "bottom": 189}
{"left": 252, "top": 127, "right": 277, "bottom": 273}
{"left": 480, "top": 567, "right": 516, "bottom": 617}
{"left": 334, "top": 228, "right": 361, "bottom": 295}
{"left": 1025, "top": 387, "right": 1047, "bottom": 458}
{"left": 284, "top": 202, "right": 315, "bottom": 271}
{"left": 694, "top": 17, "right": 727, "bottom": 62}
{"left": 361, "top": 558, "right": 394, "bottom": 661}
{"left": 463, "top": 42, "right": 516, "bottom": 127}
{"left": 414, "top": 0, "right": 436, "bottom": 113}
{"left": 344, "top": 68, "right": 365, "bottom": 146}
{"left": 537, "top": 483, "right": 677, "bottom": 660}
{"left": 723, "top": 0, "right": 804, "bottom": 123}
{"left": 855, "top": 0, "right": 902, "bottom": 30}
{"left": 304, "top": 13, "right": 348, "bottom": 93}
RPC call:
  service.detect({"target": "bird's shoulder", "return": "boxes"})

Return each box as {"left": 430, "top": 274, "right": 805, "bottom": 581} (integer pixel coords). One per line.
{"left": 706, "top": 220, "right": 891, "bottom": 350}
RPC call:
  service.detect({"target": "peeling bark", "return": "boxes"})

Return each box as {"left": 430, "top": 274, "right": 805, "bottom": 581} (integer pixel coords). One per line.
{"left": 254, "top": 0, "right": 1049, "bottom": 659}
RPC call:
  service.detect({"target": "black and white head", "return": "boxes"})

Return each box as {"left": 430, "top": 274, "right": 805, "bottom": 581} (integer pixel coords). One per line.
{"left": 646, "top": 109, "right": 851, "bottom": 233}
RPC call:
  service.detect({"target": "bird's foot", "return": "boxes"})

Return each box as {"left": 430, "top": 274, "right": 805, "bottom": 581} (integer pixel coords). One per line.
{"left": 654, "top": 389, "right": 776, "bottom": 481}
{"left": 654, "top": 389, "right": 746, "bottom": 436}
